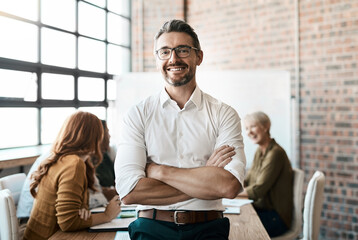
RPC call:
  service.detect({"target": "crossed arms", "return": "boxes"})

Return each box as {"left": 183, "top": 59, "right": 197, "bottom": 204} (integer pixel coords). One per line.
{"left": 121, "top": 146, "right": 242, "bottom": 205}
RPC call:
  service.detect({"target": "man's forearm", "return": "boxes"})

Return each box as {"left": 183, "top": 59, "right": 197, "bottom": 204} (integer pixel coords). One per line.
{"left": 121, "top": 177, "right": 191, "bottom": 205}
{"left": 148, "top": 165, "right": 242, "bottom": 200}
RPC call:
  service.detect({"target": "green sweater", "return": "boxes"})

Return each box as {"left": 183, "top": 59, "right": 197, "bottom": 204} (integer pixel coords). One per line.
{"left": 245, "top": 139, "right": 293, "bottom": 228}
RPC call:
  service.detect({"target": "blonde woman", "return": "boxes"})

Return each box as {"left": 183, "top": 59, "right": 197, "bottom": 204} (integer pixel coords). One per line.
{"left": 24, "top": 111, "right": 121, "bottom": 240}
{"left": 239, "top": 111, "right": 293, "bottom": 237}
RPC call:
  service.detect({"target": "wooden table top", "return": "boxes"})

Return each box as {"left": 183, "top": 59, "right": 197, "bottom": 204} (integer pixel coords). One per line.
{"left": 50, "top": 204, "right": 270, "bottom": 240}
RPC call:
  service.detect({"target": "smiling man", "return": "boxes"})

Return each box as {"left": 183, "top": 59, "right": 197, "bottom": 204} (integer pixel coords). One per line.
{"left": 115, "top": 19, "right": 246, "bottom": 240}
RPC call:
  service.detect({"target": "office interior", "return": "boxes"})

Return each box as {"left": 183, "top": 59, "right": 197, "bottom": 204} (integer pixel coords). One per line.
{"left": 0, "top": 1, "right": 357, "bottom": 240}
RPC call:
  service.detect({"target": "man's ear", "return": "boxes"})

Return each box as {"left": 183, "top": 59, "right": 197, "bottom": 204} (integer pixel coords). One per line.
{"left": 197, "top": 50, "right": 203, "bottom": 66}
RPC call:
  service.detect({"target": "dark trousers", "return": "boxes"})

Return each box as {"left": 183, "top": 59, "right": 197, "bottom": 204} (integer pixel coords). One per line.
{"left": 128, "top": 217, "right": 230, "bottom": 240}
{"left": 255, "top": 208, "right": 288, "bottom": 237}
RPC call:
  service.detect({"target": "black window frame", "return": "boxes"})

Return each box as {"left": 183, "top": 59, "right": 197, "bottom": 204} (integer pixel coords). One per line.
{"left": 0, "top": 0, "right": 131, "bottom": 149}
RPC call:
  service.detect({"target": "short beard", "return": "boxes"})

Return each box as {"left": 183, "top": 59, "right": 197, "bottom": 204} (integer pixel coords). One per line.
{"left": 165, "top": 75, "right": 192, "bottom": 87}
{"left": 164, "top": 68, "right": 195, "bottom": 87}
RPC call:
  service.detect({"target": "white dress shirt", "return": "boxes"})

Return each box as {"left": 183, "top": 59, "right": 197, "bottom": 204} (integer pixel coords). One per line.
{"left": 115, "top": 86, "right": 246, "bottom": 211}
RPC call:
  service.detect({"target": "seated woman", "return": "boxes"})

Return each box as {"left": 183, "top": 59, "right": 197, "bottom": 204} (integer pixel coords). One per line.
{"left": 18, "top": 121, "right": 117, "bottom": 220}
{"left": 238, "top": 111, "right": 293, "bottom": 237}
{"left": 23, "top": 111, "right": 122, "bottom": 240}
{"left": 95, "top": 120, "right": 117, "bottom": 200}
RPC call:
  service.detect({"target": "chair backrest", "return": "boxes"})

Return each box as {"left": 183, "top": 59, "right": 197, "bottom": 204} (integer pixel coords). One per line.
{"left": 291, "top": 168, "right": 304, "bottom": 235}
{"left": 303, "top": 171, "right": 325, "bottom": 240}
{"left": 0, "top": 189, "right": 19, "bottom": 240}
{"left": 272, "top": 167, "right": 304, "bottom": 240}
{"left": 0, "top": 173, "right": 26, "bottom": 206}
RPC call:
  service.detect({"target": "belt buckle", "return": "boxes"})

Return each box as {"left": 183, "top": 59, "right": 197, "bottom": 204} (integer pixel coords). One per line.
{"left": 174, "top": 210, "right": 187, "bottom": 225}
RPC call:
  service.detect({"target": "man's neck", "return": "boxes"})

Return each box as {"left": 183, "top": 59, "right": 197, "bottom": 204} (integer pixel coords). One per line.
{"left": 165, "top": 82, "right": 196, "bottom": 109}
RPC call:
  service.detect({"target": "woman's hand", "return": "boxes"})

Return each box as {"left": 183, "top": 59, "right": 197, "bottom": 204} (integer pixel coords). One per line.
{"left": 78, "top": 208, "right": 91, "bottom": 221}
{"left": 206, "top": 145, "right": 236, "bottom": 167}
{"left": 104, "top": 195, "right": 122, "bottom": 221}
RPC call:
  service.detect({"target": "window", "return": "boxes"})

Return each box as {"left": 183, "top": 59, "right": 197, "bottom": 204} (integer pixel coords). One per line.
{"left": 0, "top": 0, "right": 131, "bottom": 149}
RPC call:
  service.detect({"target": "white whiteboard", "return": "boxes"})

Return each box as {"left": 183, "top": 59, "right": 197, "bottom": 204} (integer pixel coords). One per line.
{"left": 114, "top": 70, "right": 293, "bottom": 168}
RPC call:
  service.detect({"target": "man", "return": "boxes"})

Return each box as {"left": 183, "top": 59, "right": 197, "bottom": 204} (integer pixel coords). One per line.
{"left": 115, "top": 19, "right": 246, "bottom": 240}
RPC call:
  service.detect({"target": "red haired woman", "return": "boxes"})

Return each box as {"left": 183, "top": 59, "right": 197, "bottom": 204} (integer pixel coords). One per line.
{"left": 24, "top": 111, "right": 121, "bottom": 240}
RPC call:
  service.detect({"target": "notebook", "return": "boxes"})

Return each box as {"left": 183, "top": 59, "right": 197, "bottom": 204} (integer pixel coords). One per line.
{"left": 88, "top": 217, "right": 136, "bottom": 232}
{"left": 88, "top": 207, "right": 137, "bottom": 232}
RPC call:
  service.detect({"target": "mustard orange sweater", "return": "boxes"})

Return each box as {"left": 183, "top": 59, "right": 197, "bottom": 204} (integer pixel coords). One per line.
{"left": 23, "top": 155, "right": 92, "bottom": 240}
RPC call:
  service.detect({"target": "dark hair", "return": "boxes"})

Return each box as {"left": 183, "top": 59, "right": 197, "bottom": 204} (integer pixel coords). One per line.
{"left": 154, "top": 19, "right": 201, "bottom": 50}
{"left": 101, "top": 120, "right": 110, "bottom": 152}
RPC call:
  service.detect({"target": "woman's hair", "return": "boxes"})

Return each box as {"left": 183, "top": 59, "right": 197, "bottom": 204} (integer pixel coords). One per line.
{"left": 244, "top": 111, "right": 271, "bottom": 136}
{"left": 154, "top": 19, "right": 201, "bottom": 51}
{"left": 30, "top": 111, "right": 104, "bottom": 197}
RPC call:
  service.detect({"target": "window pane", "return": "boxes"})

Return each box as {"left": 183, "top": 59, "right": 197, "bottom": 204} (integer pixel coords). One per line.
{"left": 78, "top": 77, "right": 105, "bottom": 101}
{"left": 0, "top": 108, "right": 38, "bottom": 148}
{"left": 108, "top": 44, "right": 130, "bottom": 75}
{"left": 41, "top": 108, "right": 76, "bottom": 144}
{"left": 84, "top": 0, "right": 106, "bottom": 8}
{"left": 107, "top": 79, "right": 116, "bottom": 101}
{"left": 0, "top": 69, "right": 37, "bottom": 101}
{"left": 42, "top": 73, "right": 74, "bottom": 100}
{"left": 78, "top": 37, "right": 106, "bottom": 72}
{"left": 78, "top": 107, "right": 106, "bottom": 120}
{"left": 41, "top": 28, "right": 76, "bottom": 68}
{"left": 1, "top": 0, "right": 38, "bottom": 21}
{"left": 78, "top": 2, "right": 106, "bottom": 40}
{"left": 41, "top": 0, "right": 76, "bottom": 31}
{"left": 108, "top": 0, "right": 130, "bottom": 17}
{"left": 108, "top": 13, "right": 130, "bottom": 46}
{"left": 0, "top": 16, "right": 38, "bottom": 62}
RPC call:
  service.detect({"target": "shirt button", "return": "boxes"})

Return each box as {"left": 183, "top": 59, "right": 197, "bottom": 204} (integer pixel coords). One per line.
{"left": 180, "top": 155, "right": 184, "bottom": 159}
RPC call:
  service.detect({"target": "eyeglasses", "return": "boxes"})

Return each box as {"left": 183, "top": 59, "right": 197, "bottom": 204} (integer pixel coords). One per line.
{"left": 155, "top": 46, "right": 199, "bottom": 60}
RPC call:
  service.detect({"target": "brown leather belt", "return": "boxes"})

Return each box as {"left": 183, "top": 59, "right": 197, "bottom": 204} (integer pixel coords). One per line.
{"left": 138, "top": 209, "right": 224, "bottom": 225}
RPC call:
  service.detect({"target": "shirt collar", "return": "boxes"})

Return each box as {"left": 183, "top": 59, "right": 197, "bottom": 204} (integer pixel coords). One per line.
{"left": 260, "top": 138, "right": 276, "bottom": 157}
{"left": 159, "top": 86, "right": 202, "bottom": 109}
{"left": 189, "top": 86, "right": 202, "bottom": 109}
{"left": 160, "top": 88, "right": 171, "bottom": 108}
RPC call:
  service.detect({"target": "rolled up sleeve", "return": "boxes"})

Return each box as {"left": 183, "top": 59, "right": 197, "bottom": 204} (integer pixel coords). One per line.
{"left": 217, "top": 105, "right": 246, "bottom": 190}
{"left": 115, "top": 106, "right": 147, "bottom": 200}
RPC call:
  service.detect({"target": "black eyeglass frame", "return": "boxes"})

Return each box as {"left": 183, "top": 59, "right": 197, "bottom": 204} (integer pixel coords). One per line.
{"left": 155, "top": 45, "right": 200, "bottom": 60}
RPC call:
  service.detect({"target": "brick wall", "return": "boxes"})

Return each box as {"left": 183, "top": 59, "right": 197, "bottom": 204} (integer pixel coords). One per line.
{"left": 131, "top": 0, "right": 184, "bottom": 71}
{"left": 299, "top": 1, "right": 358, "bottom": 239}
{"left": 131, "top": 0, "right": 358, "bottom": 239}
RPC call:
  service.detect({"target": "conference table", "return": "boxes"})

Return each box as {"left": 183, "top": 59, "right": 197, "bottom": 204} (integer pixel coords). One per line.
{"left": 50, "top": 203, "right": 270, "bottom": 240}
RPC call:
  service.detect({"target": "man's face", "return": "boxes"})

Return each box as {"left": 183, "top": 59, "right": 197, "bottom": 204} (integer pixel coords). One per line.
{"left": 155, "top": 32, "right": 203, "bottom": 87}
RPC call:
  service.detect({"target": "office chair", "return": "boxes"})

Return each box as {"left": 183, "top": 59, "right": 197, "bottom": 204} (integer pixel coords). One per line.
{"left": 0, "top": 189, "right": 19, "bottom": 240}
{"left": 272, "top": 168, "right": 304, "bottom": 240}
{"left": 302, "top": 171, "right": 325, "bottom": 240}
{"left": 0, "top": 173, "right": 26, "bottom": 206}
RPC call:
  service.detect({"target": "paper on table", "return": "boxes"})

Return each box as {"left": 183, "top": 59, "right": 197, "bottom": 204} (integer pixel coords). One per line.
{"left": 91, "top": 204, "right": 137, "bottom": 213}
{"left": 222, "top": 198, "right": 253, "bottom": 207}
{"left": 89, "top": 206, "right": 137, "bottom": 231}
{"left": 114, "top": 231, "right": 130, "bottom": 240}
{"left": 223, "top": 206, "right": 240, "bottom": 214}
{"left": 89, "top": 217, "right": 135, "bottom": 231}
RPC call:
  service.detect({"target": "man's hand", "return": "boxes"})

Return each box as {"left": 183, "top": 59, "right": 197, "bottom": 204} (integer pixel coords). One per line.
{"left": 206, "top": 145, "right": 236, "bottom": 167}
